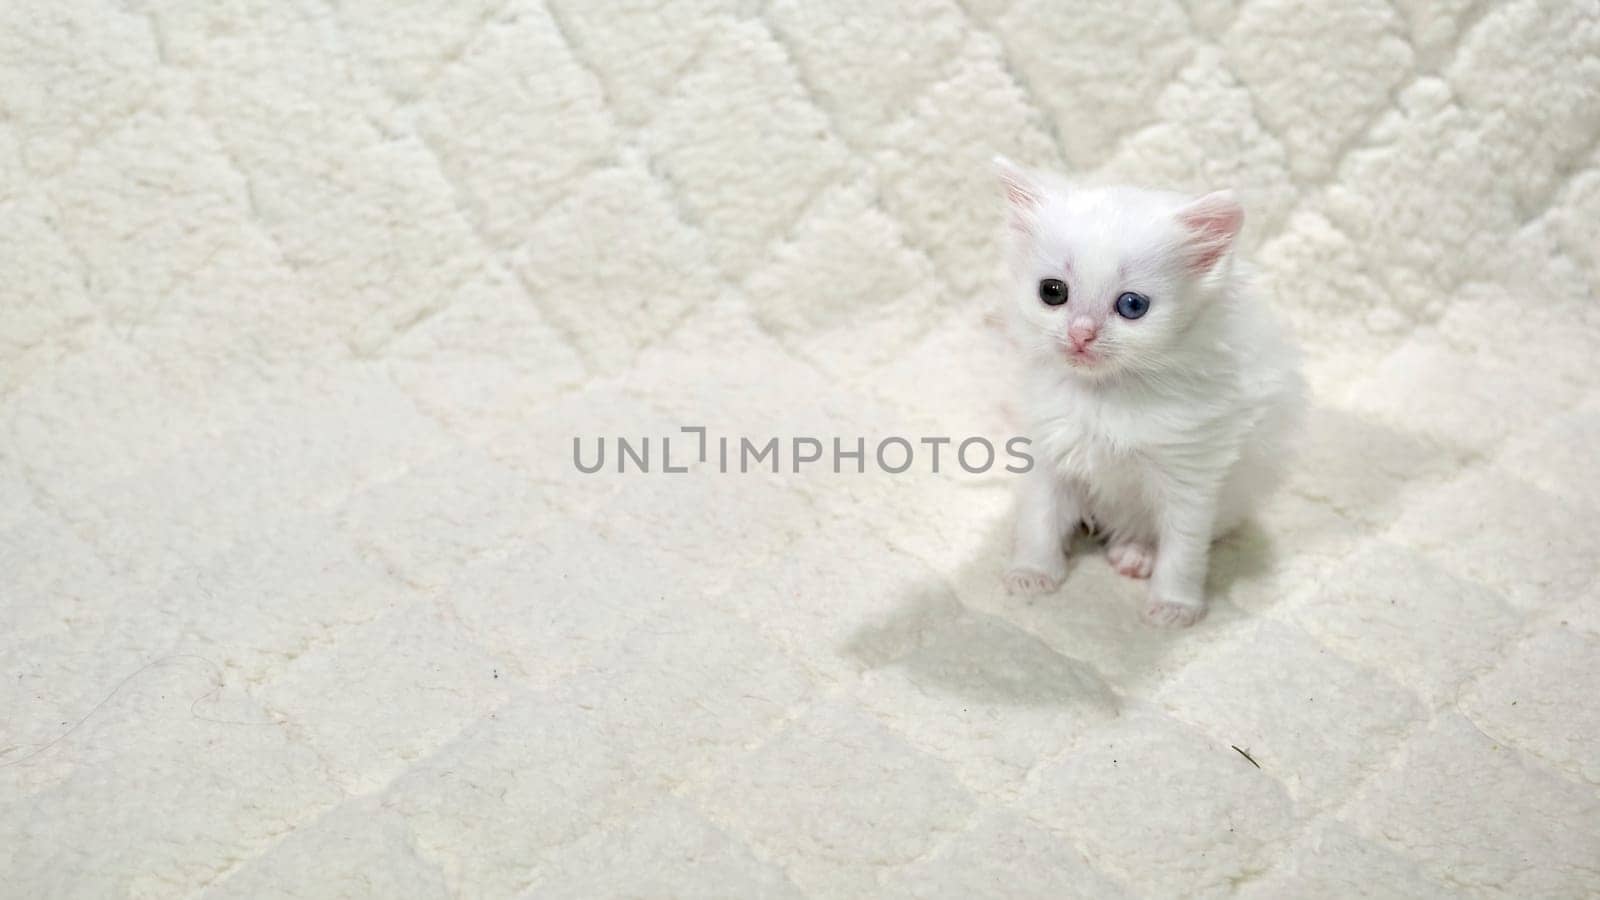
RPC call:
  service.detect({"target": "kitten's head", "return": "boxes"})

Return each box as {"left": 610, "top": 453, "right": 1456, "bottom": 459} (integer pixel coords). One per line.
{"left": 994, "top": 157, "right": 1244, "bottom": 381}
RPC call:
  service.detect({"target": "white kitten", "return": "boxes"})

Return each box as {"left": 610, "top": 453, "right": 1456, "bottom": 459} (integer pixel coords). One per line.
{"left": 994, "top": 157, "right": 1303, "bottom": 627}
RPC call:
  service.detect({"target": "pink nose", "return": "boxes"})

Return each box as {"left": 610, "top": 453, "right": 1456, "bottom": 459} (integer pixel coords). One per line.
{"left": 1068, "top": 320, "right": 1098, "bottom": 350}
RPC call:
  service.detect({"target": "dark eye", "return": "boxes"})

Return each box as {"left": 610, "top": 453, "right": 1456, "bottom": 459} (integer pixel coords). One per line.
{"left": 1038, "top": 279, "right": 1068, "bottom": 306}
{"left": 1115, "top": 291, "right": 1150, "bottom": 320}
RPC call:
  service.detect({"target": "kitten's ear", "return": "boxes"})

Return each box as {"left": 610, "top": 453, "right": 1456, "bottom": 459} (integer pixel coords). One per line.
{"left": 1177, "top": 191, "right": 1244, "bottom": 274}
{"left": 993, "top": 155, "right": 1043, "bottom": 233}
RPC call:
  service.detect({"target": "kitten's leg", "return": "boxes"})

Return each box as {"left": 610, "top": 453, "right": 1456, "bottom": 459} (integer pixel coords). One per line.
{"left": 1005, "top": 466, "right": 1075, "bottom": 595}
{"left": 1145, "top": 484, "right": 1217, "bottom": 627}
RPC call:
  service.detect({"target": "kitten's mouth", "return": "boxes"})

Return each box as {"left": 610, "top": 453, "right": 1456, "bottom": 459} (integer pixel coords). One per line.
{"left": 1063, "top": 346, "right": 1102, "bottom": 366}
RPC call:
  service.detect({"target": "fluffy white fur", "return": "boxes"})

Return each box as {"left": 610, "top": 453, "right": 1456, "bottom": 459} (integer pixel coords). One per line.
{"left": 995, "top": 157, "right": 1303, "bottom": 627}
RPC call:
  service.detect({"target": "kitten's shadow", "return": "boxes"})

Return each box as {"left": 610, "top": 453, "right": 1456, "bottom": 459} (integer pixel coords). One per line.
{"left": 843, "top": 407, "right": 1458, "bottom": 707}
{"left": 841, "top": 523, "right": 1277, "bottom": 709}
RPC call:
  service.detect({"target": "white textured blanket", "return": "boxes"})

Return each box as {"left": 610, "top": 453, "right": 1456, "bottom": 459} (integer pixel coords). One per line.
{"left": 3, "top": 0, "right": 1598, "bottom": 896}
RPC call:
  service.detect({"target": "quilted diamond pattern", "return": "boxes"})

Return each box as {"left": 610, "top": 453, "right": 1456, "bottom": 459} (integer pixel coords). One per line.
{"left": 2, "top": 0, "right": 1597, "bottom": 895}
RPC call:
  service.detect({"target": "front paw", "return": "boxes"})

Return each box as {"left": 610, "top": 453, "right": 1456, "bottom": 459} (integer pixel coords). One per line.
{"left": 1004, "top": 568, "right": 1062, "bottom": 595}
{"left": 1143, "top": 592, "right": 1205, "bottom": 628}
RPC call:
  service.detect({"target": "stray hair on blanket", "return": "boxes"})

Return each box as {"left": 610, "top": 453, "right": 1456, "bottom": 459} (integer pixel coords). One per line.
{"left": 0, "top": 654, "right": 285, "bottom": 769}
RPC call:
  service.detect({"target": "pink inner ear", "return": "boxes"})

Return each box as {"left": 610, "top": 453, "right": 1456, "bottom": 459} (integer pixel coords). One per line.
{"left": 1003, "top": 181, "right": 1037, "bottom": 208}
{"left": 1179, "top": 193, "right": 1243, "bottom": 274}
{"left": 1003, "top": 181, "right": 1040, "bottom": 234}
{"left": 995, "top": 157, "right": 1042, "bottom": 234}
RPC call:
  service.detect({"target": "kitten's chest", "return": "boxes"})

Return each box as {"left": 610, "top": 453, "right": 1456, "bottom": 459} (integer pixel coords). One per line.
{"left": 1036, "top": 417, "right": 1148, "bottom": 484}
{"left": 1027, "top": 388, "right": 1193, "bottom": 485}
{"left": 1035, "top": 413, "right": 1161, "bottom": 537}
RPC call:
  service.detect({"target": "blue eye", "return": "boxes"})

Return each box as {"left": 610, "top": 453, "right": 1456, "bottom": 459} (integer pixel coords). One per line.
{"left": 1115, "top": 291, "right": 1150, "bottom": 320}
